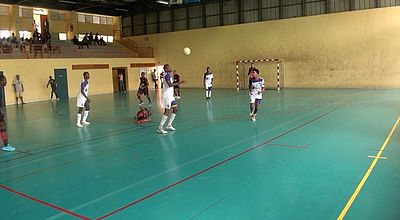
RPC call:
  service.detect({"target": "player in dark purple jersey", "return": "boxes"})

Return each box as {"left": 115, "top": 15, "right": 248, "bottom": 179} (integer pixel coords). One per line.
{"left": 137, "top": 72, "right": 151, "bottom": 106}
{"left": 173, "top": 70, "right": 181, "bottom": 99}
{"left": 0, "top": 74, "right": 15, "bottom": 151}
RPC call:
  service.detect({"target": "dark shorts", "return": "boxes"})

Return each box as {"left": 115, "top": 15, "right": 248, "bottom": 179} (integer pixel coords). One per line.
{"left": 174, "top": 86, "right": 180, "bottom": 89}
{"left": 138, "top": 88, "right": 149, "bottom": 96}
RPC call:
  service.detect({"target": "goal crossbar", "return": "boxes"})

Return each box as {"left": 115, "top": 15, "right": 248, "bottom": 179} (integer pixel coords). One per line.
{"left": 235, "top": 59, "right": 284, "bottom": 91}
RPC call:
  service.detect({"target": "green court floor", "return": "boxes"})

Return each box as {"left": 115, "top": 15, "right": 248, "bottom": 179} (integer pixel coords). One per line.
{"left": 0, "top": 89, "right": 399, "bottom": 220}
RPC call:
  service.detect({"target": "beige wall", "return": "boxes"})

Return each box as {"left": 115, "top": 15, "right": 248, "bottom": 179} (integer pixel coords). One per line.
{"left": 129, "top": 6, "right": 400, "bottom": 89}
{"left": 0, "top": 58, "right": 155, "bottom": 105}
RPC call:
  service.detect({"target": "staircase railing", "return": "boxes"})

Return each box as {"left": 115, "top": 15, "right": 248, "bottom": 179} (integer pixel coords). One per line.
{"left": 113, "top": 30, "right": 154, "bottom": 58}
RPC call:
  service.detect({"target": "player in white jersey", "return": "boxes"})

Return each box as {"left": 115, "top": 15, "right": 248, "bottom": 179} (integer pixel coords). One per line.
{"left": 249, "top": 69, "right": 265, "bottom": 121}
{"left": 76, "top": 72, "right": 91, "bottom": 127}
{"left": 157, "top": 64, "right": 185, "bottom": 134}
{"left": 203, "top": 67, "right": 213, "bottom": 99}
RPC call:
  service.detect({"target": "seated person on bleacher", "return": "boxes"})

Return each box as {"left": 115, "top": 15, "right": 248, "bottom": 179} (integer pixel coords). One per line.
{"left": 71, "top": 36, "right": 78, "bottom": 45}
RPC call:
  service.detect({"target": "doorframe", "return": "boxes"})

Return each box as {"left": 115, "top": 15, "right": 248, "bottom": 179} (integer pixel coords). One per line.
{"left": 112, "top": 67, "right": 129, "bottom": 92}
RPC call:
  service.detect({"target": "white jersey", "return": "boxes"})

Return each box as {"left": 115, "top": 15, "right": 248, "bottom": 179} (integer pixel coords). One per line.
{"left": 161, "top": 72, "right": 175, "bottom": 109}
{"left": 249, "top": 77, "right": 265, "bottom": 100}
{"left": 77, "top": 80, "right": 89, "bottom": 107}
{"left": 13, "top": 79, "right": 23, "bottom": 91}
{"left": 204, "top": 72, "right": 213, "bottom": 87}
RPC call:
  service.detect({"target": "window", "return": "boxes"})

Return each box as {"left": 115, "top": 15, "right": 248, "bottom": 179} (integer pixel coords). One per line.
{"left": 93, "top": 16, "right": 100, "bottom": 24}
{"left": 19, "top": 7, "right": 33, "bottom": 18}
{"left": 106, "top": 17, "right": 113, "bottom": 25}
{"left": 85, "top": 15, "right": 92, "bottom": 23}
{"left": 59, "top": 12, "right": 66, "bottom": 21}
{"left": 100, "top": 17, "right": 107, "bottom": 24}
{"left": 0, "top": 5, "right": 9, "bottom": 16}
{"left": 59, "top": 33, "right": 67, "bottom": 41}
{"left": 0, "top": 30, "right": 10, "bottom": 39}
{"left": 19, "top": 31, "right": 32, "bottom": 39}
{"left": 77, "top": 13, "right": 114, "bottom": 25}
{"left": 78, "top": 14, "right": 85, "bottom": 22}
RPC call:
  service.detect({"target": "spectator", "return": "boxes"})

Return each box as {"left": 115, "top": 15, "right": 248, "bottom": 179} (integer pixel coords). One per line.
{"left": 71, "top": 36, "right": 78, "bottom": 45}
{"left": 88, "top": 32, "right": 93, "bottom": 45}
{"left": 151, "top": 69, "right": 158, "bottom": 89}
{"left": 94, "top": 33, "right": 99, "bottom": 45}
{"left": 99, "top": 37, "right": 107, "bottom": 46}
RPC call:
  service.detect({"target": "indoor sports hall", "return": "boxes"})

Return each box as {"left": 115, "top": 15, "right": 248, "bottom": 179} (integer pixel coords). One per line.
{"left": 0, "top": 1, "right": 399, "bottom": 220}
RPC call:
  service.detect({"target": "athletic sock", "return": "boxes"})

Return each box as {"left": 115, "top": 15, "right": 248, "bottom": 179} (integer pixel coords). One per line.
{"left": 82, "top": 111, "right": 89, "bottom": 122}
{"left": 209, "top": 91, "right": 212, "bottom": 98}
{"left": 205, "top": 90, "right": 208, "bottom": 98}
{"left": 167, "top": 113, "right": 176, "bottom": 127}
{"left": 159, "top": 115, "right": 168, "bottom": 128}
{"left": 77, "top": 113, "right": 82, "bottom": 124}
{"left": 0, "top": 131, "right": 8, "bottom": 146}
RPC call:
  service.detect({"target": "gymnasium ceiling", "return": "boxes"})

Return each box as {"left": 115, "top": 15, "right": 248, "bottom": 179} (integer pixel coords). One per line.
{"left": 0, "top": 0, "right": 197, "bottom": 16}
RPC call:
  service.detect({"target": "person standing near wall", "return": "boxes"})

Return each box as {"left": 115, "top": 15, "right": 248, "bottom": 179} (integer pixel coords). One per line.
{"left": 118, "top": 72, "right": 126, "bottom": 92}
{"left": 0, "top": 75, "right": 15, "bottom": 151}
{"left": 151, "top": 69, "right": 158, "bottom": 89}
{"left": 203, "top": 67, "right": 213, "bottom": 99}
{"left": 47, "top": 76, "right": 59, "bottom": 100}
{"left": 13, "top": 74, "right": 25, "bottom": 104}
{"left": 159, "top": 71, "right": 164, "bottom": 89}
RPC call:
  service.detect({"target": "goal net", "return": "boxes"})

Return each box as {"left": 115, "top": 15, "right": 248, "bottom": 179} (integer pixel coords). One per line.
{"left": 235, "top": 59, "right": 284, "bottom": 91}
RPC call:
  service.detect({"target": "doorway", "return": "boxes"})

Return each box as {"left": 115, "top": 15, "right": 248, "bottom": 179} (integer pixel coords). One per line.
{"left": 54, "top": 69, "right": 69, "bottom": 99}
{"left": 112, "top": 67, "right": 128, "bottom": 93}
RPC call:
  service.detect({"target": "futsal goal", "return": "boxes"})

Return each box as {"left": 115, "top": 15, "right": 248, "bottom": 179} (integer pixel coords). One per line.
{"left": 235, "top": 59, "right": 284, "bottom": 91}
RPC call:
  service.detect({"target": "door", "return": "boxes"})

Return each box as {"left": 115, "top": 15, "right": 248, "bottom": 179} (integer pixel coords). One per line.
{"left": 112, "top": 68, "right": 128, "bottom": 92}
{"left": 54, "top": 69, "right": 69, "bottom": 99}
{"left": 40, "top": 15, "right": 48, "bottom": 34}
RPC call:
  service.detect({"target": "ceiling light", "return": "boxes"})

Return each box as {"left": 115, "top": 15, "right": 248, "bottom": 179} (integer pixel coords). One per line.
{"left": 115, "top": 8, "right": 129, "bottom": 12}
{"left": 59, "top": 0, "right": 77, "bottom": 4}
{"left": 156, "top": 0, "right": 169, "bottom": 5}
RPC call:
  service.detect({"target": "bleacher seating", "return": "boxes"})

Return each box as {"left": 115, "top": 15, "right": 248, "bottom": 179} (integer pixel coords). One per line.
{"left": 0, "top": 41, "right": 139, "bottom": 59}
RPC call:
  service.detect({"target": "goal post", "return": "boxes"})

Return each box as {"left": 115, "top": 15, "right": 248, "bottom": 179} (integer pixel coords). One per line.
{"left": 235, "top": 59, "right": 284, "bottom": 91}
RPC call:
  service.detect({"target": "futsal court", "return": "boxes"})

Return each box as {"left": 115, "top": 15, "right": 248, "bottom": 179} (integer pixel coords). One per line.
{"left": 0, "top": 88, "right": 399, "bottom": 220}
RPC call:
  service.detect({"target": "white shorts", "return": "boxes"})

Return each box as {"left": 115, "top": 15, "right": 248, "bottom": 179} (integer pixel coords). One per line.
{"left": 161, "top": 95, "right": 176, "bottom": 109}
{"left": 249, "top": 92, "right": 262, "bottom": 104}
{"left": 15, "top": 90, "right": 23, "bottom": 97}
{"left": 205, "top": 84, "right": 212, "bottom": 90}
{"left": 77, "top": 95, "right": 87, "bottom": 108}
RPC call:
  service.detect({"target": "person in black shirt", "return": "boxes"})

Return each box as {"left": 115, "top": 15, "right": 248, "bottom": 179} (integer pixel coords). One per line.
{"left": 46, "top": 76, "right": 59, "bottom": 100}
{"left": 173, "top": 70, "right": 181, "bottom": 99}
{"left": 137, "top": 72, "right": 151, "bottom": 106}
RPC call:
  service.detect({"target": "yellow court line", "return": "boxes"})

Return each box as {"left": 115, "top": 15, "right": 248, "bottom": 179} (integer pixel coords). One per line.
{"left": 337, "top": 115, "right": 400, "bottom": 220}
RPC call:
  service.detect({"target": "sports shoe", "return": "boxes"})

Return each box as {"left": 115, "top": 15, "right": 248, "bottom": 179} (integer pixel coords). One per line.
{"left": 2, "top": 145, "right": 16, "bottom": 151}
{"left": 165, "top": 125, "right": 176, "bottom": 131}
{"left": 148, "top": 102, "right": 151, "bottom": 106}
{"left": 76, "top": 123, "right": 83, "bottom": 128}
{"left": 82, "top": 121, "right": 91, "bottom": 125}
{"left": 157, "top": 126, "right": 167, "bottom": 134}
{"left": 139, "top": 101, "right": 144, "bottom": 105}
{"left": 251, "top": 116, "right": 256, "bottom": 121}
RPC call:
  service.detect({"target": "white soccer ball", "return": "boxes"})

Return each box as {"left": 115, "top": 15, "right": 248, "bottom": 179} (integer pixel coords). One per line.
{"left": 183, "top": 47, "right": 191, "bottom": 56}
